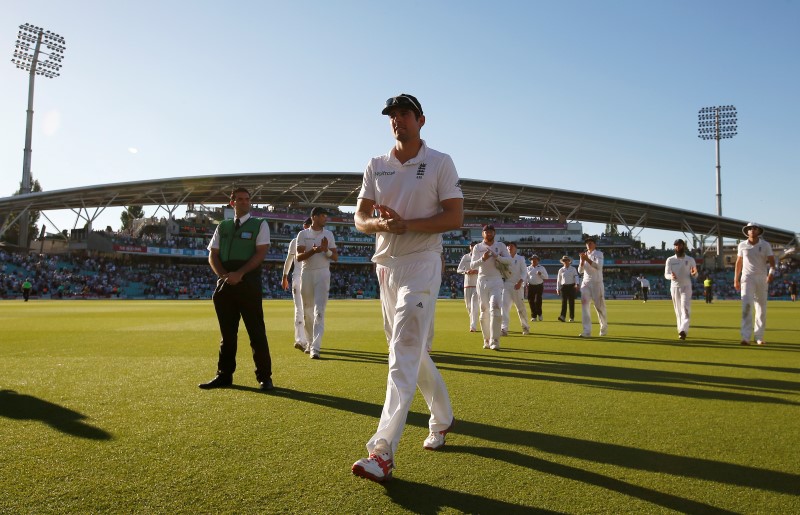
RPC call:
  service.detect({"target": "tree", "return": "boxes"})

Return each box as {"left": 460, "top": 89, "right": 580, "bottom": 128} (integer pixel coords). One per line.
{"left": 120, "top": 205, "right": 145, "bottom": 231}
{"left": 1, "top": 176, "right": 42, "bottom": 246}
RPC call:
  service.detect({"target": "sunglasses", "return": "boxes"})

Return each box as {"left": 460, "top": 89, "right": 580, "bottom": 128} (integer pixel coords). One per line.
{"left": 385, "top": 95, "right": 422, "bottom": 115}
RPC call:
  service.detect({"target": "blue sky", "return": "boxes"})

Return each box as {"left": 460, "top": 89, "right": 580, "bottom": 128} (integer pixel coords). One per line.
{"left": 2, "top": 1, "right": 798, "bottom": 247}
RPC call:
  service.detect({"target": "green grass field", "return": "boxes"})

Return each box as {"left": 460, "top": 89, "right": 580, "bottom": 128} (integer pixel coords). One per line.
{"left": 1, "top": 299, "right": 798, "bottom": 514}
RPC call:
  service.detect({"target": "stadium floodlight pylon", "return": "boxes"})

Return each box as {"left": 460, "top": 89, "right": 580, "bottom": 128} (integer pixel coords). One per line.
{"left": 9, "top": 23, "right": 67, "bottom": 247}
{"left": 698, "top": 105, "right": 737, "bottom": 267}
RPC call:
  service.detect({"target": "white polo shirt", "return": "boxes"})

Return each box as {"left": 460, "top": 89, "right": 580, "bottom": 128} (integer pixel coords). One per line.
{"left": 578, "top": 249, "right": 604, "bottom": 284}
{"left": 358, "top": 140, "right": 463, "bottom": 264}
{"left": 296, "top": 228, "right": 337, "bottom": 270}
{"left": 664, "top": 255, "right": 697, "bottom": 287}
{"left": 738, "top": 238, "right": 773, "bottom": 279}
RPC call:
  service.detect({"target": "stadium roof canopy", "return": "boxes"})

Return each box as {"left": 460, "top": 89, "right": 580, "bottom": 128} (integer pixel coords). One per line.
{"left": 0, "top": 172, "right": 797, "bottom": 246}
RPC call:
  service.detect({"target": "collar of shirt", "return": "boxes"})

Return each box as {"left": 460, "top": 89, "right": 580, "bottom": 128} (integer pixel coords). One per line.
{"left": 235, "top": 213, "right": 252, "bottom": 224}
{"left": 387, "top": 139, "right": 428, "bottom": 166}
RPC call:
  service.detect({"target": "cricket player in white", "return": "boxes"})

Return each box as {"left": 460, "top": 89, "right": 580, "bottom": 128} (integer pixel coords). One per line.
{"left": 352, "top": 93, "right": 462, "bottom": 483}
{"left": 578, "top": 237, "right": 608, "bottom": 337}
{"left": 457, "top": 242, "right": 479, "bottom": 332}
{"left": 526, "top": 254, "right": 548, "bottom": 322}
{"left": 282, "top": 217, "right": 311, "bottom": 352}
{"left": 734, "top": 222, "right": 776, "bottom": 345}
{"left": 501, "top": 242, "right": 530, "bottom": 335}
{"left": 295, "top": 207, "right": 338, "bottom": 359}
{"left": 664, "top": 239, "right": 698, "bottom": 340}
{"left": 471, "top": 225, "right": 513, "bottom": 349}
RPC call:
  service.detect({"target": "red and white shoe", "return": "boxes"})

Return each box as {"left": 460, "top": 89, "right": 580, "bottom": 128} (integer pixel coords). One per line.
{"left": 423, "top": 418, "right": 455, "bottom": 450}
{"left": 352, "top": 440, "right": 393, "bottom": 483}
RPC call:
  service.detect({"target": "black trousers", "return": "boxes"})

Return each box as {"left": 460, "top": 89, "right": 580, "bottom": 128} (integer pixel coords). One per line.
{"left": 704, "top": 287, "right": 713, "bottom": 303}
{"left": 23, "top": 289, "right": 31, "bottom": 301}
{"left": 527, "top": 283, "right": 544, "bottom": 317}
{"left": 641, "top": 287, "right": 649, "bottom": 302}
{"left": 560, "top": 284, "right": 576, "bottom": 319}
{"left": 212, "top": 277, "right": 272, "bottom": 382}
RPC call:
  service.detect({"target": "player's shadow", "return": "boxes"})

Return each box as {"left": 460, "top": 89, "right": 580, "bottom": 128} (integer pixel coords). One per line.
{"left": 381, "top": 477, "right": 564, "bottom": 515}
{"left": 326, "top": 349, "right": 799, "bottom": 404}
{"left": 512, "top": 348, "right": 800, "bottom": 375}
{"left": 0, "top": 389, "right": 112, "bottom": 440}
{"left": 277, "top": 388, "right": 800, "bottom": 498}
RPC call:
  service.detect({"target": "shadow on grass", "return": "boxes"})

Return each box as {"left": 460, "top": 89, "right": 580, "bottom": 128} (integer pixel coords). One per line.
{"left": 325, "top": 349, "right": 800, "bottom": 404}
{"left": 450, "top": 445, "right": 737, "bottom": 515}
{"left": 0, "top": 389, "right": 112, "bottom": 440}
{"left": 381, "top": 477, "right": 564, "bottom": 515}
{"left": 276, "top": 388, "right": 800, "bottom": 498}
{"left": 505, "top": 348, "right": 800, "bottom": 375}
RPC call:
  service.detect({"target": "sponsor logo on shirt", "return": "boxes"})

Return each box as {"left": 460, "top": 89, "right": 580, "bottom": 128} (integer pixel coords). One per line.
{"left": 376, "top": 170, "right": 395, "bottom": 177}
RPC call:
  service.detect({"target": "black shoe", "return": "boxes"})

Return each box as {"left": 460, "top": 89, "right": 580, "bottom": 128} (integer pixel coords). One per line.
{"left": 258, "top": 379, "right": 274, "bottom": 391}
{"left": 199, "top": 375, "right": 232, "bottom": 389}
{"left": 558, "top": 316, "right": 566, "bottom": 322}
{"left": 678, "top": 331, "right": 686, "bottom": 340}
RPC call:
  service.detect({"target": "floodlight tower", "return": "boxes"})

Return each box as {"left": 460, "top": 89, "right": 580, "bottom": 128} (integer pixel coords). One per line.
{"left": 10, "top": 23, "right": 66, "bottom": 248}
{"left": 698, "top": 105, "right": 737, "bottom": 265}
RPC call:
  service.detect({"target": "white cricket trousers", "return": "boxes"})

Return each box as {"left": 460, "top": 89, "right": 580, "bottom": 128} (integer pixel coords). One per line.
{"left": 291, "top": 273, "right": 307, "bottom": 346}
{"left": 502, "top": 282, "right": 529, "bottom": 332}
{"left": 299, "top": 267, "right": 330, "bottom": 353}
{"left": 670, "top": 283, "right": 692, "bottom": 334}
{"left": 463, "top": 286, "right": 479, "bottom": 330}
{"left": 580, "top": 281, "right": 608, "bottom": 336}
{"left": 741, "top": 277, "right": 768, "bottom": 342}
{"left": 477, "top": 275, "right": 504, "bottom": 343}
{"left": 367, "top": 253, "right": 453, "bottom": 457}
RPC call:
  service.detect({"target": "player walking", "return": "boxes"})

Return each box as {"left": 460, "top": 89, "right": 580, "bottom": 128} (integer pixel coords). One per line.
{"left": 282, "top": 217, "right": 311, "bottom": 352}
{"left": 351, "top": 93, "right": 462, "bottom": 483}
{"left": 501, "top": 242, "right": 530, "bottom": 335}
{"left": 457, "top": 241, "right": 479, "bottom": 332}
{"left": 734, "top": 222, "right": 776, "bottom": 345}
{"left": 471, "top": 225, "right": 513, "bottom": 349}
{"left": 664, "top": 239, "right": 698, "bottom": 340}
{"left": 295, "top": 207, "right": 338, "bottom": 359}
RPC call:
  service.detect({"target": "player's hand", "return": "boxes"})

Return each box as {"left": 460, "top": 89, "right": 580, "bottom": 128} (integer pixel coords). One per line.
{"left": 734, "top": 279, "right": 741, "bottom": 291}
{"left": 482, "top": 250, "right": 492, "bottom": 261}
{"left": 374, "top": 205, "right": 407, "bottom": 234}
{"left": 320, "top": 237, "right": 329, "bottom": 251}
{"left": 282, "top": 277, "right": 289, "bottom": 290}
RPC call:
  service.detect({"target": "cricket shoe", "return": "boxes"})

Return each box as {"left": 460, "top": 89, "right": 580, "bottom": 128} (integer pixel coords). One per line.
{"left": 756, "top": 340, "right": 766, "bottom": 346}
{"left": 501, "top": 329, "right": 508, "bottom": 337}
{"left": 678, "top": 331, "right": 686, "bottom": 340}
{"left": 352, "top": 440, "right": 393, "bottom": 483}
{"left": 538, "top": 316, "right": 543, "bottom": 321}
{"left": 423, "top": 418, "right": 456, "bottom": 450}
{"left": 558, "top": 316, "right": 566, "bottom": 322}
{"left": 310, "top": 350, "right": 320, "bottom": 359}
{"left": 489, "top": 340, "right": 500, "bottom": 350}
{"left": 294, "top": 342, "right": 307, "bottom": 352}
{"left": 522, "top": 329, "right": 530, "bottom": 335}
{"left": 483, "top": 340, "right": 491, "bottom": 349}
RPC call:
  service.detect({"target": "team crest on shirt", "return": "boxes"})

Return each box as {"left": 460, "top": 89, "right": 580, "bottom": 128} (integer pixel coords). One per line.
{"left": 416, "top": 163, "right": 426, "bottom": 179}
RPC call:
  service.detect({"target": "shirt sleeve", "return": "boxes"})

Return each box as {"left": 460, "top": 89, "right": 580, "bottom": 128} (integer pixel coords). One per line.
{"left": 283, "top": 238, "right": 296, "bottom": 276}
{"left": 437, "top": 155, "right": 464, "bottom": 201}
{"left": 358, "top": 161, "right": 376, "bottom": 201}
{"left": 208, "top": 225, "right": 221, "bottom": 251}
{"left": 256, "top": 221, "right": 270, "bottom": 246}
